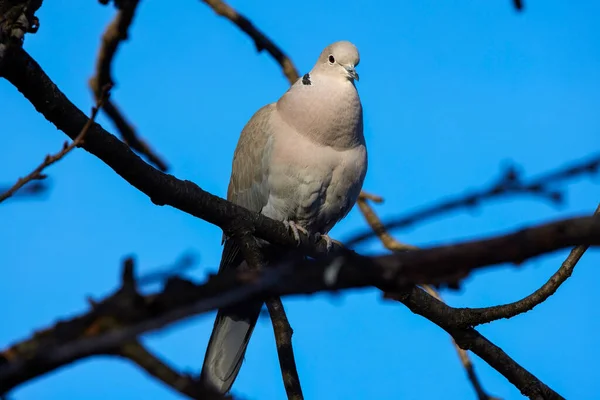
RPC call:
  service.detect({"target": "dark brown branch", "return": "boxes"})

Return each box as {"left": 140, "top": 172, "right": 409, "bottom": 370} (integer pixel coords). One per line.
{"left": 89, "top": 0, "right": 168, "bottom": 171}
{"left": 200, "top": 0, "right": 299, "bottom": 85}
{"left": 116, "top": 341, "right": 230, "bottom": 400}
{"left": 1, "top": 47, "right": 333, "bottom": 255}
{"left": 394, "top": 287, "right": 563, "bottom": 399}
{"left": 0, "top": 84, "right": 110, "bottom": 203}
{"left": 266, "top": 298, "right": 304, "bottom": 400}
{"left": 358, "top": 194, "right": 499, "bottom": 399}
{"left": 0, "top": 180, "right": 48, "bottom": 200}
{"left": 447, "top": 203, "right": 600, "bottom": 327}
{"left": 8, "top": 47, "right": 597, "bottom": 289}
{"left": 422, "top": 286, "right": 500, "bottom": 400}
{"left": 137, "top": 252, "right": 198, "bottom": 285}
{"left": 370, "top": 215, "right": 600, "bottom": 288}
{"left": 236, "top": 235, "right": 304, "bottom": 400}
{"left": 2, "top": 214, "right": 597, "bottom": 395}
{"left": 348, "top": 155, "right": 600, "bottom": 247}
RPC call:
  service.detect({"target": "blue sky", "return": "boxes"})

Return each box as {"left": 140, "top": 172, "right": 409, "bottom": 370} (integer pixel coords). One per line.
{"left": 1, "top": 0, "right": 599, "bottom": 399}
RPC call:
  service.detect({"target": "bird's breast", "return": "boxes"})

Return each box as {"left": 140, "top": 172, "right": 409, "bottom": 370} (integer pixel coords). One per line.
{"left": 261, "top": 125, "right": 367, "bottom": 233}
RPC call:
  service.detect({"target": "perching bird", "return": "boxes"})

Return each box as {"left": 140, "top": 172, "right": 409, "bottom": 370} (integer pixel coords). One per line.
{"left": 200, "top": 40, "right": 367, "bottom": 394}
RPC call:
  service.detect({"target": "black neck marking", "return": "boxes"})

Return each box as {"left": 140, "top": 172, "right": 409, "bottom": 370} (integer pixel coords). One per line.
{"left": 302, "top": 73, "right": 311, "bottom": 85}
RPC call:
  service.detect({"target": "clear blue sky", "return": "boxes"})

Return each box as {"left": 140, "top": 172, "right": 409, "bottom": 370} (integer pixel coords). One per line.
{"left": 1, "top": 1, "right": 599, "bottom": 399}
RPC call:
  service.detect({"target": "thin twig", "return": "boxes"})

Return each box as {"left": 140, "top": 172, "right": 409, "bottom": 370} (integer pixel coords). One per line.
{"left": 137, "top": 252, "right": 198, "bottom": 285}
{"left": 513, "top": 0, "right": 524, "bottom": 11}
{"left": 356, "top": 195, "right": 417, "bottom": 251}
{"left": 266, "top": 298, "right": 304, "bottom": 400}
{"left": 0, "top": 180, "right": 48, "bottom": 200}
{"left": 0, "top": 84, "right": 110, "bottom": 203}
{"left": 452, "top": 203, "right": 600, "bottom": 327}
{"left": 200, "top": 0, "right": 299, "bottom": 85}
{"left": 89, "top": 0, "right": 168, "bottom": 171}
{"left": 237, "top": 234, "right": 304, "bottom": 400}
{"left": 357, "top": 194, "right": 498, "bottom": 399}
{"left": 348, "top": 155, "right": 600, "bottom": 247}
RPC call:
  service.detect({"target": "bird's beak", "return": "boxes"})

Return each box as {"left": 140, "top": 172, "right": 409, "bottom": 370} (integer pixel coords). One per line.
{"left": 345, "top": 65, "right": 359, "bottom": 81}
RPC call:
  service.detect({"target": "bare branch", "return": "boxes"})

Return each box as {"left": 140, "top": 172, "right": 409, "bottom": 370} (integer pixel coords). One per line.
{"left": 137, "top": 252, "right": 198, "bottom": 285}
{"left": 0, "top": 84, "right": 110, "bottom": 204}
{"left": 0, "top": 180, "right": 48, "bottom": 200}
{"left": 1, "top": 214, "right": 598, "bottom": 395}
{"left": 1, "top": 47, "right": 334, "bottom": 255}
{"left": 348, "top": 155, "right": 600, "bottom": 247}
{"left": 422, "top": 286, "right": 500, "bottom": 400}
{"left": 116, "top": 341, "right": 230, "bottom": 400}
{"left": 89, "top": 0, "right": 168, "bottom": 171}
{"left": 266, "top": 298, "right": 304, "bottom": 400}
{"left": 448, "top": 203, "right": 600, "bottom": 327}
{"left": 358, "top": 193, "right": 498, "bottom": 399}
{"left": 392, "top": 287, "right": 563, "bottom": 400}
{"left": 513, "top": 0, "right": 524, "bottom": 11}
{"left": 200, "top": 0, "right": 299, "bottom": 85}
{"left": 356, "top": 193, "right": 418, "bottom": 251}
{"left": 236, "top": 235, "right": 304, "bottom": 400}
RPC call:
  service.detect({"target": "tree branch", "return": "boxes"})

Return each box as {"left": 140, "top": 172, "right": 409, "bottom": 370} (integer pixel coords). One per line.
{"left": 1, "top": 47, "right": 333, "bottom": 255}
{"left": 358, "top": 193, "right": 499, "bottom": 400}
{"left": 348, "top": 155, "right": 600, "bottom": 247}
{"left": 0, "top": 180, "right": 48, "bottom": 201}
{"left": 236, "top": 235, "right": 304, "bottom": 400}
{"left": 200, "top": 0, "right": 299, "bottom": 85}
{"left": 266, "top": 298, "right": 304, "bottom": 400}
{"left": 90, "top": 0, "right": 168, "bottom": 171}
{"left": 1, "top": 214, "right": 597, "bottom": 395}
{"left": 513, "top": 0, "right": 524, "bottom": 11}
{"left": 422, "top": 286, "right": 500, "bottom": 400}
{"left": 392, "top": 287, "right": 563, "bottom": 400}
{"left": 0, "top": 83, "right": 110, "bottom": 203}
{"left": 445, "top": 203, "right": 600, "bottom": 327}
{"left": 116, "top": 340, "right": 230, "bottom": 400}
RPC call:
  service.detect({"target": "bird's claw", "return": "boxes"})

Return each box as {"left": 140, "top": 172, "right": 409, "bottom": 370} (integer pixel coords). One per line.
{"left": 283, "top": 220, "right": 309, "bottom": 245}
{"left": 314, "top": 232, "right": 333, "bottom": 252}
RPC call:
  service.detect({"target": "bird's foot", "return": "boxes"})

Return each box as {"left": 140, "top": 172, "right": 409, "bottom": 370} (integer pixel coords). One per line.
{"left": 283, "top": 220, "right": 309, "bottom": 245}
{"left": 314, "top": 232, "right": 333, "bottom": 252}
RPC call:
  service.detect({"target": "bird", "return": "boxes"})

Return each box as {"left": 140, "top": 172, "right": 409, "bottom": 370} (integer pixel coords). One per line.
{"left": 200, "top": 40, "right": 368, "bottom": 394}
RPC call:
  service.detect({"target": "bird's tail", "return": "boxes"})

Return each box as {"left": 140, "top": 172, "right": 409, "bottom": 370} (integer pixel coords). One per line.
{"left": 200, "top": 300, "right": 264, "bottom": 394}
{"left": 200, "top": 238, "right": 279, "bottom": 394}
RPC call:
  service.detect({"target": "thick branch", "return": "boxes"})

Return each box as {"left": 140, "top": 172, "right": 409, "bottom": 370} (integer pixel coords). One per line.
{"left": 393, "top": 287, "right": 563, "bottom": 399}
{"left": 421, "top": 286, "right": 499, "bottom": 400}
{"left": 1, "top": 214, "right": 597, "bottom": 394}
{"left": 0, "top": 47, "right": 332, "bottom": 255}
{"left": 359, "top": 193, "right": 498, "bottom": 399}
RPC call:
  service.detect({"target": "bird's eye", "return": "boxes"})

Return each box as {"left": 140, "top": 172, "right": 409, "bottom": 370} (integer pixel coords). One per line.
{"left": 328, "top": 55, "right": 335, "bottom": 63}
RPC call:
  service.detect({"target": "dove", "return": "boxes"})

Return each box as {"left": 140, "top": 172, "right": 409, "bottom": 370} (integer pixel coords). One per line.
{"left": 200, "top": 40, "right": 367, "bottom": 394}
